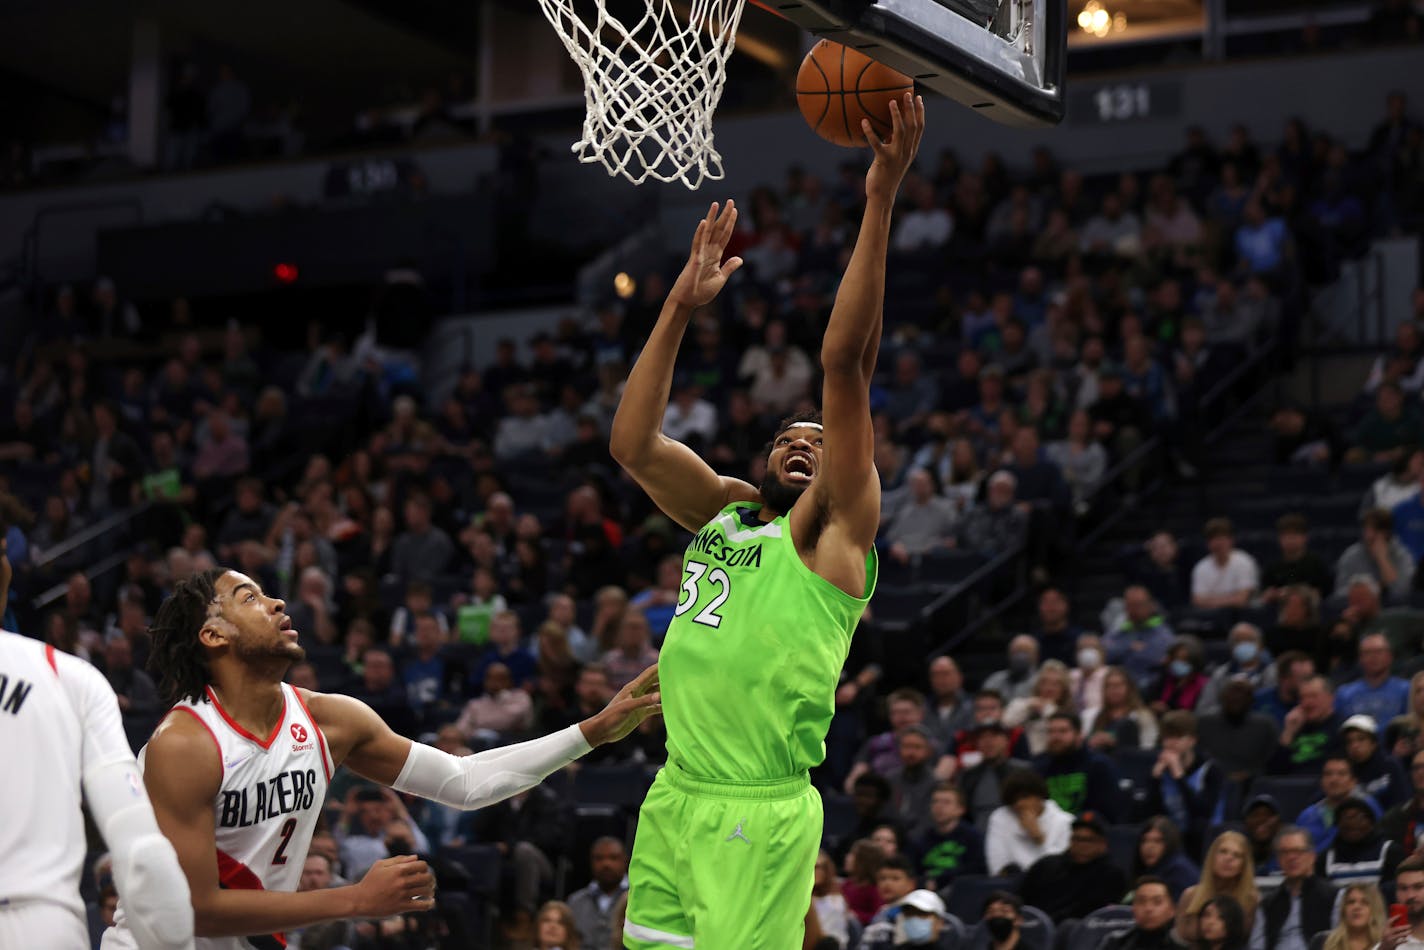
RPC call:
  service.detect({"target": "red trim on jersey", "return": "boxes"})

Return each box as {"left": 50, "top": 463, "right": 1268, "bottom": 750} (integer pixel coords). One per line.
{"left": 171, "top": 706, "right": 225, "bottom": 779}
{"left": 44, "top": 643, "right": 58, "bottom": 675}
{"left": 205, "top": 685, "right": 285, "bottom": 750}
{"left": 290, "top": 687, "right": 333, "bottom": 782}
{"left": 215, "top": 850, "right": 288, "bottom": 948}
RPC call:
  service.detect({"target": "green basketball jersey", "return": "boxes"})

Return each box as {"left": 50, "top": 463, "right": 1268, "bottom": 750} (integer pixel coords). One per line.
{"left": 658, "top": 502, "right": 877, "bottom": 781}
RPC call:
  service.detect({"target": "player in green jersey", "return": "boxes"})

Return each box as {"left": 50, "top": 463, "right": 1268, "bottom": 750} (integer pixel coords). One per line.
{"left": 609, "top": 92, "right": 926, "bottom": 949}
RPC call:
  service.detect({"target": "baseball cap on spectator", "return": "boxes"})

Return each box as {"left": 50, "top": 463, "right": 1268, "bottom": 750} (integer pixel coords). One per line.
{"left": 1341, "top": 715, "right": 1378, "bottom": 736}
{"left": 1244, "top": 794, "right": 1281, "bottom": 816}
{"left": 1072, "top": 812, "right": 1107, "bottom": 837}
{"left": 896, "top": 890, "right": 948, "bottom": 919}
{"left": 1335, "top": 797, "right": 1381, "bottom": 820}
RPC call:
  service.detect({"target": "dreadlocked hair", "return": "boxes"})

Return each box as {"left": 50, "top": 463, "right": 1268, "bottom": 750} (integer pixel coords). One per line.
{"left": 148, "top": 567, "right": 226, "bottom": 705}
{"left": 763, "top": 409, "right": 824, "bottom": 455}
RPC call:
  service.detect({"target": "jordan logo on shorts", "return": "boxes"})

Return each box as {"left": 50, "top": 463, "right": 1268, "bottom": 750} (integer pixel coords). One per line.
{"left": 726, "top": 819, "right": 750, "bottom": 844}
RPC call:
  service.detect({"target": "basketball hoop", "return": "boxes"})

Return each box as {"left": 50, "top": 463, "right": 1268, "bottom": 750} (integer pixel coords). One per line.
{"left": 536, "top": 0, "right": 752, "bottom": 189}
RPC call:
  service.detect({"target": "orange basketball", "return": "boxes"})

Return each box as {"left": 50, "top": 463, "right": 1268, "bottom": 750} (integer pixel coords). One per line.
{"left": 796, "top": 40, "right": 915, "bottom": 148}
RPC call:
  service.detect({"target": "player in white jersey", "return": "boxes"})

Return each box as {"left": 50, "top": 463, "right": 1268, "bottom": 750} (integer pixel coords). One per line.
{"left": 0, "top": 629, "right": 195, "bottom": 950}
{"left": 103, "top": 567, "right": 659, "bottom": 949}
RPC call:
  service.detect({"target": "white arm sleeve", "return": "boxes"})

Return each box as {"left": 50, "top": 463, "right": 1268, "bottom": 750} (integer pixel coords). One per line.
{"left": 391, "top": 724, "right": 591, "bottom": 810}
{"left": 65, "top": 658, "right": 195, "bottom": 950}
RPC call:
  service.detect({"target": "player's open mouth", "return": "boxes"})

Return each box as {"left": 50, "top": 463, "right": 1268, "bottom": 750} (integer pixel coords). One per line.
{"left": 784, "top": 452, "right": 814, "bottom": 483}
{"left": 278, "top": 615, "right": 297, "bottom": 637}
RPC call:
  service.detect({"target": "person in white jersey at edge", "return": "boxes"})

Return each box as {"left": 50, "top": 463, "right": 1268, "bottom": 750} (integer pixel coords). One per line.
{"left": 0, "top": 616, "right": 194, "bottom": 948}
{"left": 102, "top": 567, "right": 660, "bottom": 950}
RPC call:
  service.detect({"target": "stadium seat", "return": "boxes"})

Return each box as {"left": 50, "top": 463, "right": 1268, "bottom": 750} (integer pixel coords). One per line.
{"left": 439, "top": 844, "right": 502, "bottom": 948}
{"left": 1066, "top": 905, "right": 1136, "bottom": 950}
{"left": 940, "top": 874, "right": 1022, "bottom": 924}
{"left": 1247, "top": 776, "right": 1322, "bottom": 822}
{"left": 572, "top": 764, "right": 653, "bottom": 807}
{"left": 821, "top": 791, "right": 858, "bottom": 849}
{"left": 1113, "top": 748, "right": 1158, "bottom": 821}
{"left": 1107, "top": 823, "right": 1140, "bottom": 873}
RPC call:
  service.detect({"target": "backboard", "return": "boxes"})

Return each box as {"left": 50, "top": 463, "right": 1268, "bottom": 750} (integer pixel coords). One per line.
{"left": 758, "top": 0, "right": 1067, "bottom": 126}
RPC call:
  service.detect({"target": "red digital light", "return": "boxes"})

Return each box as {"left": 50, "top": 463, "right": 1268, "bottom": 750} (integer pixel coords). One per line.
{"left": 273, "top": 262, "right": 299, "bottom": 284}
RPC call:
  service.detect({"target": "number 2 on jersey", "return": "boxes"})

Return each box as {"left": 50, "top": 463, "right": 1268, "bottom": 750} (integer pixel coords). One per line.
{"left": 674, "top": 561, "right": 730, "bottom": 628}
{"left": 272, "top": 817, "right": 297, "bottom": 865}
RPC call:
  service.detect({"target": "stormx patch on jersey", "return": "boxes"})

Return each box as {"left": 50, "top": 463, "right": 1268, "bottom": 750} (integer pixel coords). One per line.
{"left": 219, "top": 767, "right": 319, "bottom": 828}
{"left": 688, "top": 528, "right": 764, "bottom": 568}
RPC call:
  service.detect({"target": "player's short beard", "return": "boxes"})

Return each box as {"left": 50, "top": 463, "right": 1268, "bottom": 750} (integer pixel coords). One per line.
{"left": 759, "top": 469, "right": 807, "bottom": 516}
{"left": 233, "top": 629, "right": 306, "bottom": 664}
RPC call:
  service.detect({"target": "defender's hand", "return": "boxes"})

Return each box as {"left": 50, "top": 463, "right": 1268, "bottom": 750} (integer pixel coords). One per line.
{"left": 582, "top": 664, "right": 662, "bottom": 746}
{"left": 669, "top": 202, "right": 743, "bottom": 308}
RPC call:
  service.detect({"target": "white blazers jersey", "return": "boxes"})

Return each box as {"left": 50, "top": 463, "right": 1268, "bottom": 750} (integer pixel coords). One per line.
{"left": 115, "top": 683, "right": 333, "bottom": 950}
{"left": 0, "top": 631, "right": 127, "bottom": 927}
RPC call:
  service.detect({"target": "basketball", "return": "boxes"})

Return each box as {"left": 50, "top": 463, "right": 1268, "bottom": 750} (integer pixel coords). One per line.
{"left": 796, "top": 40, "right": 915, "bottom": 148}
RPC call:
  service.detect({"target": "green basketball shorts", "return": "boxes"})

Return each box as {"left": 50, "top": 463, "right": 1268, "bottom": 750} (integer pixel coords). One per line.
{"left": 623, "top": 762, "right": 823, "bottom": 950}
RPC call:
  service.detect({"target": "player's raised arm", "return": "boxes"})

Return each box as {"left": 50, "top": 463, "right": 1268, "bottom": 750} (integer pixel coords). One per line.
{"left": 308, "top": 664, "right": 660, "bottom": 803}
{"left": 141, "top": 714, "right": 432, "bottom": 938}
{"left": 68, "top": 658, "right": 196, "bottom": 950}
{"left": 609, "top": 202, "right": 761, "bottom": 531}
{"left": 811, "top": 93, "right": 925, "bottom": 553}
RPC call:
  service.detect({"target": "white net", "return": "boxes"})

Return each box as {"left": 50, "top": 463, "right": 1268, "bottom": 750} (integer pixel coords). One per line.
{"left": 536, "top": 0, "right": 749, "bottom": 189}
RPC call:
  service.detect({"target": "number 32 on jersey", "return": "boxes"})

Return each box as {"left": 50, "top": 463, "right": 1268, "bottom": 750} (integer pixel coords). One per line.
{"left": 675, "top": 561, "right": 731, "bottom": 628}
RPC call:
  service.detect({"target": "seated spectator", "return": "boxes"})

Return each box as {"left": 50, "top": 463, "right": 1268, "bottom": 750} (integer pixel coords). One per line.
{"left": 1380, "top": 748, "right": 1424, "bottom": 855}
{"left": 1298, "top": 756, "right": 1379, "bottom": 850}
{"left": 863, "top": 888, "right": 956, "bottom": 950}
{"left": 959, "top": 718, "right": 1032, "bottom": 828}
{"left": 1198, "top": 679, "right": 1281, "bottom": 785}
{"left": 1134, "top": 819, "right": 1201, "bottom": 900}
{"left": 1004, "top": 660, "right": 1076, "bottom": 756}
{"left": 1327, "top": 576, "right": 1423, "bottom": 665}
{"left": 661, "top": 377, "right": 717, "bottom": 451}
{"left": 983, "top": 636, "right": 1041, "bottom": 704}
{"left": 1046, "top": 409, "right": 1107, "bottom": 515}
{"left": 1081, "top": 193, "right": 1142, "bottom": 256}
{"left": 1195, "top": 896, "right": 1249, "bottom": 950}
{"left": 390, "top": 492, "right": 455, "bottom": 586}
{"left": 845, "top": 688, "right": 934, "bottom": 793}
{"left": 1128, "top": 531, "right": 1191, "bottom": 611}
{"left": 1148, "top": 711, "right": 1225, "bottom": 854}
{"left": 1338, "top": 634, "right": 1410, "bottom": 724}
{"left": 1255, "top": 650, "right": 1316, "bottom": 726}
{"left": 1084, "top": 665, "right": 1159, "bottom": 753}
{"left": 843, "top": 839, "right": 887, "bottom": 926}
{"left": 1192, "top": 518, "right": 1260, "bottom": 610}
{"left": 1392, "top": 463, "right": 1424, "bottom": 563}
{"left": 810, "top": 849, "right": 852, "bottom": 950}
{"left": 1311, "top": 883, "right": 1388, "bottom": 950}
{"left": 912, "top": 783, "right": 986, "bottom": 890}
{"left": 1334, "top": 511, "right": 1416, "bottom": 604}
{"left": 1269, "top": 404, "right": 1343, "bottom": 469}
{"left": 1101, "top": 876, "right": 1178, "bottom": 950}
{"left": 925, "top": 656, "right": 976, "bottom": 751}
{"left": 534, "top": 901, "right": 580, "bottom": 950}
{"left": 979, "top": 891, "right": 1031, "bottom": 950}
{"left": 494, "top": 385, "right": 559, "bottom": 460}
{"left": 453, "top": 663, "right": 534, "bottom": 742}
{"left": 1270, "top": 586, "right": 1326, "bottom": 662}
{"left": 1104, "top": 586, "right": 1177, "bottom": 692}
{"left": 868, "top": 854, "right": 918, "bottom": 924}
{"left": 469, "top": 611, "right": 538, "bottom": 693}
{"left": 1070, "top": 633, "right": 1109, "bottom": 712}
{"left": 1361, "top": 448, "right": 1423, "bottom": 516}
{"left": 452, "top": 567, "right": 508, "bottom": 647}
{"left": 882, "top": 468, "right": 958, "bottom": 564}
{"left": 1089, "top": 366, "right": 1153, "bottom": 482}
{"left": 1020, "top": 811, "right": 1129, "bottom": 924}
{"left": 1234, "top": 201, "right": 1292, "bottom": 281}
{"left": 1175, "top": 832, "right": 1259, "bottom": 946}
{"left": 1030, "top": 586, "right": 1084, "bottom": 667}
{"left": 1033, "top": 712, "right": 1120, "bottom": 819}
{"left": 216, "top": 477, "right": 277, "bottom": 559}
{"left": 599, "top": 608, "right": 658, "bottom": 692}
{"left": 348, "top": 648, "right": 417, "bottom": 736}
{"left": 102, "top": 635, "right": 160, "bottom": 732}
{"left": 984, "top": 769, "right": 1074, "bottom": 875}
{"left": 1348, "top": 382, "right": 1424, "bottom": 465}
{"left": 1261, "top": 514, "right": 1333, "bottom": 603}
{"left": 956, "top": 470, "right": 1029, "bottom": 554}
{"left": 842, "top": 775, "right": 897, "bottom": 858}
{"left": 399, "top": 611, "right": 462, "bottom": 727}
{"left": 1199, "top": 624, "right": 1276, "bottom": 715}
{"left": 1341, "top": 713, "right": 1410, "bottom": 810}
{"left": 1323, "top": 788, "right": 1402, "bottom": 892}
{"left": 888, "top": 726, "right": 942, "bottom": 839}
{"left": 1248, "top": 824, "right": 1332, "bottom": 950}
{"left": 1243, "top": 797, "right": 1284, "bottom": 886}
{"left": 628, "top": 554, "right": 682, "bottom": 642}
{"left": 337, "top": 787, "right": 431, "bottom": 881}
{"left": 1154, "top": 636, "right": 1210, "bottom": 714}
{"left": 1271, "top": 675, "right": 1347, "bottom": 775}
{"left": 190, "top": 409, "right": 250, "bottom": 484}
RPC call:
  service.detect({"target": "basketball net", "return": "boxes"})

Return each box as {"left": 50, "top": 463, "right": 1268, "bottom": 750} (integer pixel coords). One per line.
{"left": 536, "top": 0, "right": 750, "bottom": 189}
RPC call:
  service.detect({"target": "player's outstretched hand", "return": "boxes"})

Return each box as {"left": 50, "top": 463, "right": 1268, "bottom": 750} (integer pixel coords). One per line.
{"left": 353, "top": 854, "right": 436, "bottom": 918}
{"left": 669, "top": 201, "right": 743, "bottom": 309}
{"left": 864, "top": 91, "right": 926, "bottom": 205}
{"left": 583, "top": 663, "right": 662, "bottom": 746}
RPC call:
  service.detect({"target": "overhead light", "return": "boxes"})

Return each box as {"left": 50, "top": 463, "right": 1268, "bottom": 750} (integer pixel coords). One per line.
{"left": 1077, "top": 0, "right": 1113, "bottom": 37}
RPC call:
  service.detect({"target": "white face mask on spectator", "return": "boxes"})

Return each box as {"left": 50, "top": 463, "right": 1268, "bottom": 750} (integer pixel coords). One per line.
{"left": 1077, "top": 648, "right": 1102, "bottom": 670}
